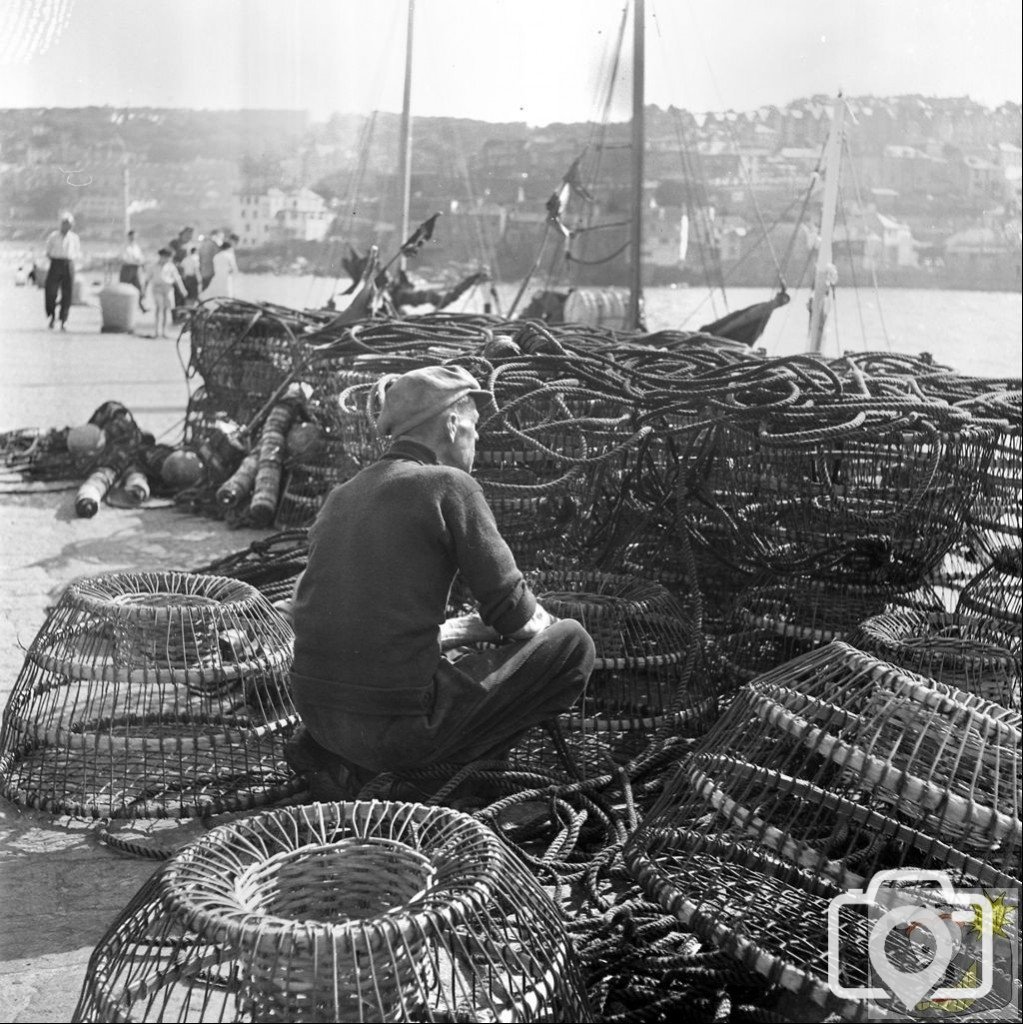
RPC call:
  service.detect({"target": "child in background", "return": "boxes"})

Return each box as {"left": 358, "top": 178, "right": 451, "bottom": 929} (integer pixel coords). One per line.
{"left": 151, "top": 248, "right": 185, "bottom": 338}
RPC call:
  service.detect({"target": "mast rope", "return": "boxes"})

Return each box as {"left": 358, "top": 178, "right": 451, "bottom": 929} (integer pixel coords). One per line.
{"left": 843, "top": 132, "right": 894, "bottom": 350}
{"left": 567, "top": 241, "right": 632, "bottom": 266}
{"left": 836, "top": 187, "right": 871, "bottom": 352}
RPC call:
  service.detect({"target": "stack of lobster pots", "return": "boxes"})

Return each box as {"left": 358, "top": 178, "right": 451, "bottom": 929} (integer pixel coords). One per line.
{"left": 669, "top": 357, "right": 998, "bottom": 692}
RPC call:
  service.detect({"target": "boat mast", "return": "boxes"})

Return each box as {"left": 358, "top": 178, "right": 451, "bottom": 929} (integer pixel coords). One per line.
{"left": 396, "top": 0, "right": 415, "bottom": 271}
{"left": 627, "top": 0, "right": 645, "bottom": 330}
{"left": 808, "top": 93, "right": 845, "bottom": 353}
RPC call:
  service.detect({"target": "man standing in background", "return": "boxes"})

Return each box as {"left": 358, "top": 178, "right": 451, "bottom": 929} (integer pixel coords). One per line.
{"left": 118, "top": 229, "right": 147, "bottom": 312}
{"left": 197, "top": 228, "right": 224, "bottom": 294}
{"left": 43, "top": 212, "right": 81, "bottom": 331}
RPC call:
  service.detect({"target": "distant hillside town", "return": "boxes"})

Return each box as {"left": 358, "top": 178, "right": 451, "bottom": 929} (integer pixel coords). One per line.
{"left": 1, "top": 96, "right": 1020, "bottom": 290}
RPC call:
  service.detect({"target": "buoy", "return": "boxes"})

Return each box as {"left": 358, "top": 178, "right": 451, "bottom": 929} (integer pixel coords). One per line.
{"left": 99, "top": 283, "right": 138, "bottom": 333}
{"left": 216, "top": 452, "right": 260, "bottom": 508}
{"left": 75, "top": 466, "right": 118, "bottom": 518}
{"left": 160, "top": 449, "right": 205, "bottom": 490}
{"left": 285, "top": 421, "right": 326, "bottom": 464}
{"left": 481, "top": 335, "right": 521, "bottom": 359}
{"left": 67, "top": 423, "right": 107, "bottom": 457}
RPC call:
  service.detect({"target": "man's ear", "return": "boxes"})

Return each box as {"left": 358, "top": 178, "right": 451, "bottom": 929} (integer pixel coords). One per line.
{"left": 444, "top": 411, "right": 459, "bottom": 443}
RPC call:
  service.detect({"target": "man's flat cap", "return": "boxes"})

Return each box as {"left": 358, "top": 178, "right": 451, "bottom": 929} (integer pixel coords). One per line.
{"left": 377, "top": 365, "right": 493, "bottom": 438}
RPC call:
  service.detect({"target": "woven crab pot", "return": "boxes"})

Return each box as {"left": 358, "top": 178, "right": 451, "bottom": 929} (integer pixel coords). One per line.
{"left": 0, "top": 571, "right": 300, "bottom": 818}
{"left": 719, "top": 577, "right": 941, "bottom": 689}
{"left": 853, "top": 609, "right": 1021, "bottom": 708}
{"left": 73, "top": 800, "right": 592, "bottom": 1023}
{"left": 187, "top": 304, "right": 309, "bottom": 428}
{"left": 275, "top": 434, "right": 361, "bottom": 529}
{"left": 957, "top": 545, "right": 1023, "bottom": 650}
{"left": 624, "top": 643, "right": 1021, "bottom": 1019}
{"left": 527, "top": 570, "right": 714, "bottom": 743}
{"left": 967, "top": 415, "right": 1022, "bottom": 559}
{"left": 635, "top": 642, "right": 1021, "bottom": 868}
{"left": 690, "top": 418, "right": 990, "bottom": 586}
{"left": 311, "top": 365, "right": 388, "bottom": 468}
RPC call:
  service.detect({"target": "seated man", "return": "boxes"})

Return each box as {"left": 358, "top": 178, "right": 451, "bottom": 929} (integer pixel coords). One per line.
{"left": 287, "top": 364, "right": 595, "bottom": 798}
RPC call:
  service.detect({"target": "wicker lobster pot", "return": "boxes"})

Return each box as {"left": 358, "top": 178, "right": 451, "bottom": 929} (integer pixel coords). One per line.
{"left": 853, "top": 609, "right": 1022, "bottom": 708}
{"left": 966, "top": 407, "right": 1022, "bottom": 559}
{"left": 718, "top": 577, "right": 941, "bottom": 690}
{"left": 275, "top": 434, "right": 361, "bottom": 528}
{"left": 187, "top": 301, "right": 321, "bottom": 427}
{"left": 73, "top": 800, "right": 592, "bottom": 1023}
{"left": 957, "top": 546, "right": 1023, "bottom": 650}
{"left": 0, "top": 571, "right": 300, "bottom": 818}
{"left": 527, "top": 570, "right": 713, "bottom": 740}
{"left": 686, "top": 417, "right": 989, "bottom": 586}
{"left": 624, "top": 642, "right": 1021, "bottom": 1019}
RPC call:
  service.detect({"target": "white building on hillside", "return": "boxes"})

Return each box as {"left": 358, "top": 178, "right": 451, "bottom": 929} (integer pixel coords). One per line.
{"left": 234, "top": 187, "right": 332, "bottom": 248}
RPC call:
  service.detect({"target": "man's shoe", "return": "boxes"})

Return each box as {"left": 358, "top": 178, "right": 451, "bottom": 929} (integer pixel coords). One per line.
{"left": 284, "top": 725, "right": 334, "bottom": 773}
{"left": 47, "top": 316, "right": 55, "bottom": 329}
{"left": 305, "top": 764, "right": 361, "bottom": 802}
{"left": 284, "top": 726, "right": 375, "bottom": 801}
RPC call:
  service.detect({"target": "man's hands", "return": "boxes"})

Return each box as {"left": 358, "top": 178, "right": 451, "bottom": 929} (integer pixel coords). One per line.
{"left": 439, "top": 612, "right": 502, "bottom": 650}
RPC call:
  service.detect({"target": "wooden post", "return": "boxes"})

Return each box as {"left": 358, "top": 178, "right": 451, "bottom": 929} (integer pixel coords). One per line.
{"left": 628, "top": 0, "right": 645, "bottom": 330}
{"left": 396, "top": 0, "right": 415, "bottom": 271}
{"left": 808, "top": 94, "right": 846, "bottom": 354}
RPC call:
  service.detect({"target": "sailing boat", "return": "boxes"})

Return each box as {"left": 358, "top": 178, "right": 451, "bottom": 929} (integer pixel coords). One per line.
{"left": 335, "top": 0, "right": 494, "bottom": 319}
{"left": 514, "top": 0, "right": 822, "bottom": 348}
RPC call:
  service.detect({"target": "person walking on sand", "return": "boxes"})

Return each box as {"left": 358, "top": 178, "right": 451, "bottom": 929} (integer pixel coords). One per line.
{"left": 119, "top": 229, "right": 148, "bottom": 311}
{"left": 151, "top": 247, "right": 186, "bottom": 338}
{"left": 43, "top": 212, "right": 82, "bottom": 330}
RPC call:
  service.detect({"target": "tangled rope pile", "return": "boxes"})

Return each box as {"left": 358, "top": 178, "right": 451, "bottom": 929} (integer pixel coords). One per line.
{"left": 5, "top": 299, "right": 1021, "bottom": 1022}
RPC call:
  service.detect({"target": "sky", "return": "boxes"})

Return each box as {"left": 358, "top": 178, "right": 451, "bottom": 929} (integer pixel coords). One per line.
{"left": 0, "top": 0, "right": 1020, "bottom": 125}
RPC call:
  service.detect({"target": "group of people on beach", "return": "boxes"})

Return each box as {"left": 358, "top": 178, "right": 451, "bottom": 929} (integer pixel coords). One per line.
{"left": 118, "top": 225, "right": 240, "bottom": 337}
{"left": 34, "top": 213, "right": 240, "bottom": 336}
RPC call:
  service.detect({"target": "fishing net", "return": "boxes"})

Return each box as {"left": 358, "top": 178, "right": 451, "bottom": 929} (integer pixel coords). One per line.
{"left": 853, "top": 608, "right": 1021, "bottom": 709}
{"left": 625, "top": 641, "right": 1021, "bottom": 1019}
{"left": 0, "top": 571, "right": 300, "bottom": 818}
{"left": 73, "top": 800, "right": 592, "bottom": 1023}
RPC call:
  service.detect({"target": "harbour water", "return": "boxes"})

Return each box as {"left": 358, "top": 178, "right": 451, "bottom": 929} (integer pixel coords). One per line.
{"left": 177, "top": 273, "right": 1023, "bottom": 379}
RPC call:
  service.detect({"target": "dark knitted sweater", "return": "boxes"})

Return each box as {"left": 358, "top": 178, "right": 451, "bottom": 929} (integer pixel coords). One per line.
{"left": 291, "top": 439, "right": 536, "bottom": 694}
